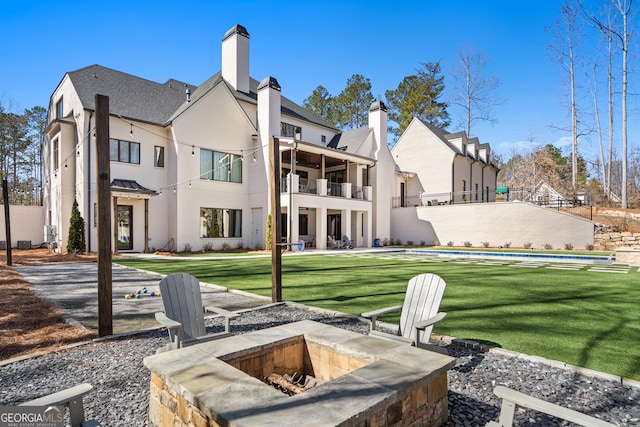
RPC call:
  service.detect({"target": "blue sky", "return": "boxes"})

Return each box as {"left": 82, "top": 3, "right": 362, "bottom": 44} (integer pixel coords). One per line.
{"left": 1, "top": 0, "right": 634, "bottom": 162}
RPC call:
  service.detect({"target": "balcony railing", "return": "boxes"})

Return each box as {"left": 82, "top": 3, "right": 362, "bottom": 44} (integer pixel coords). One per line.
{"left": 281, "top": 176, "right": 372, "bottom": 201}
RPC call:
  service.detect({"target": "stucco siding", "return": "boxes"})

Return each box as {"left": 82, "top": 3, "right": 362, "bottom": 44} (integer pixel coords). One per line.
{"left": 391, "top": 202, "right": 594, "bottom": 249}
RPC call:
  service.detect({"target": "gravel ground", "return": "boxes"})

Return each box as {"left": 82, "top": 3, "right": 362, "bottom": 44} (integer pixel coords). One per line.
{"left": 1, "top": 304, "right": 639, "bottom": 427}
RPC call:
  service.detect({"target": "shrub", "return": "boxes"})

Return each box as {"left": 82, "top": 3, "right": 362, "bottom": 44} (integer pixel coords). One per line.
{"left": 524, "top": 242, "right": 532, "bottom": 249}
{"left": 447, "top": 241, "right": 454, "bottom": 247}
{"left": 481, "top": 241, "right": 490, "bottom": 248}
{"left": 67, "top": 199, "right": 86, "bottom": 253}
{"left": 504, "top": 242, "right": 512, "bottom": 248}
{"left": 463, "top": 241, "right": 472, "bottom": 247}
{"left": 202, "top": 242, "right": 213, "bottom": 252}
{"left": 564, "top": 243, "right": 574, "bottom": 250}
{"left": 265, "top": 213, "right": 272, "bottom": 250}
{"left": 254, "top": 243, "right": 263, "bottom": 250}
{"left": 394, "top": 238, "right": 403, "bottom": 246}
{"left": 237, "top": 241, "right": 244, "bottom": 250}
{"left": 585, "top": 243, "right": 594, "bottom": 251}
{"left": 183, "top": 243, "right": 192, "bottom": 253}
{"left": 544, "top": 243, "right": 553, "bottom": 250}
{"left": 406, "top": 240, "right": 414, "bottom": 246}
{"left": 382, "top": 238, "right": 390, "bottom": 246}
{"left": 420, "top": 240, "right": 426, "bottom": 246}
{"left": 222, "top": 242, "right": 232, "bottom": 251}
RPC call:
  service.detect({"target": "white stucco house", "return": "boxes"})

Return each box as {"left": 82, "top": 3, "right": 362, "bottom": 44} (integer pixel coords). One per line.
{"left": 43, "top": 23, "right": 505, "bottom": 253}
{"left": 43, "top": 24, "right": 401, "bottom": 253}
{"left": 391, "top": 118, "right": 499, "bottom": 207}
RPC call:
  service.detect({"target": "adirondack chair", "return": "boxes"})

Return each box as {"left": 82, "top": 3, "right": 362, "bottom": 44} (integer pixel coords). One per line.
{"left": 487, "top": 385, "right": 615, "bottom": 427}
{"left": 155, "top": 272, "right": 239, "bottom": 350}
{"left": 20, "top": 383, "right": 100, "bottom": 427}
{"left": 361, "top": 273, "right": 447, "bottom": 350}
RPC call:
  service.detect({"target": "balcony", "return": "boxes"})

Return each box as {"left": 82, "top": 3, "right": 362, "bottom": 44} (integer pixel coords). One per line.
{"left": 282, "top": 175, "right": 372, "bottom": 201}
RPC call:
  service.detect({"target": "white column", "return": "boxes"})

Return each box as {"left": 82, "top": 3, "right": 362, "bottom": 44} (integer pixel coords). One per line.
{"left": 316, "top": 207, "right": 327, "bottom": 249}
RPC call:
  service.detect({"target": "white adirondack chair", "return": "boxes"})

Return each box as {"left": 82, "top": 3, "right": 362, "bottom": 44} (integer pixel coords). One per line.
{"left": 487, "top": 386, "right": 615, "bottom": 427}
{"left": 155, "top": 272, "right": 239, "bottom": 350}
{"left": 20, "top": 383, "right": 100, "bottom": 427}
{"left": 362, "top": 273, "right": 447, "bottom": 350}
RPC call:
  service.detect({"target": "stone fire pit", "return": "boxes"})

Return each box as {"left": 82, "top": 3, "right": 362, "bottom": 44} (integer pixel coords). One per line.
{"left": 144, "top": 320, "right": 455, "bottom": 426}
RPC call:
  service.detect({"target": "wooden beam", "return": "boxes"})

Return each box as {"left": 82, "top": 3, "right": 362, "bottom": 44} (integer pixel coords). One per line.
{"left": 3, "top": 179, "right": 12, "bottom": 266}
{"left": 270, "top": 137, "right": 282, "bottom": 302}
{"left": 95, "top": 94, "right": 113, "bottom": 337}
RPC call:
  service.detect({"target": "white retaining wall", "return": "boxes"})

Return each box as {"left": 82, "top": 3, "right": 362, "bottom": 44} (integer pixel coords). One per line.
{"left": 390, "top": 202, "right": 594, "bottom": 250}
{"left": 0, "top": 205, "right": 45, "bottom": 248}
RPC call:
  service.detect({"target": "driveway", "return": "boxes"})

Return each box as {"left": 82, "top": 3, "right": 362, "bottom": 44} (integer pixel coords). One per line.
{"left": 14, "top": 262, "right": 270, "bottom": 334}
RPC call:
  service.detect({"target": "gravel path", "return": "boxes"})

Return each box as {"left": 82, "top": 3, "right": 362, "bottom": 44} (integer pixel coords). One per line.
{"left": 1, "top": 304, "right": 639, "bottom": 427}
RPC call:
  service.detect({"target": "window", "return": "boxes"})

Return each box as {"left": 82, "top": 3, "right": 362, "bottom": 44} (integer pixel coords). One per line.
{"left": 462, "top": 180, "right": 466, "bottom": 192}
{"left": 53, "top": 138, "right": 59, "bottom": 170}
{"left": 200, "top": 207, "right": 242, "bottom": 238}
{"left": 475, "top": 183, "right": 479, "bottom": 201}
{"left": 321, "top": 135, "right": 326, "bottom": 143}
{"left": 299, "top": 214, "right": 308, "bottom": 235}
{"left": 110, "top": 139, "right": 140, "bottom": 164}
{"left": 56, "top": 98, "right": 63, "bottom": 118}
{"left": 200, "top": 149, "right": 242, "bottom": 183}
{"left": 281, "top": 122, "right": 301, "bottom": 139}
{"left": 154, "top": 146, "right": 164, "bottom": 167}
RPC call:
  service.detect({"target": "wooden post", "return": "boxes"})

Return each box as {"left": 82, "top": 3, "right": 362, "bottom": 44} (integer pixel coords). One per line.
{"left": 2, "top": 179, "right": 12, "bottom": 266}
{"left": 270, "top": 137, "right": 282, "bottom": 302}
{"left": 95, "top": 94, "right": 113, "bottom": 336}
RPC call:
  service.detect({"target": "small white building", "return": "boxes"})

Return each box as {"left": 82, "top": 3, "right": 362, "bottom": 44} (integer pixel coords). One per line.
{"left": 43, "top": 24, "right": 396, "bottom": 252}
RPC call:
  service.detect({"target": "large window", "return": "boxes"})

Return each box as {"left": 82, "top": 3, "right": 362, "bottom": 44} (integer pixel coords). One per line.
{"left": 110, "top": 139, "right": 140, "bottom": 164}
{"left": 281, "top": 122, "right": 301, "bottom": 139}
{"left": 200, "top": 149, "right": 242, "bottom": 183}
{"left": 200, "top": 208, "right": 242, "bottom": 238}
{"left": 154, "top": 146, "right": 164, "bottom": 168}
{"left": 53, "top": 138, "right": 59, "bottom": 170}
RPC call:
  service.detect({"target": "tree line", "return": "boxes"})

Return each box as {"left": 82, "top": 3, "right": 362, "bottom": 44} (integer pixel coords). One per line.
{"left": 0, "top": 101, "right": 46, "bottom": 205}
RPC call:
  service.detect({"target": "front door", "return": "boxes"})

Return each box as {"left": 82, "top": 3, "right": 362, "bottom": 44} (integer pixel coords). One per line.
{"left": 117, "top": 205, "right": 133, "bottom": 250}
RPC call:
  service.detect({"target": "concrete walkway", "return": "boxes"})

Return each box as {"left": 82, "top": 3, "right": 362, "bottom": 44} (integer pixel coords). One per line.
{"left": 14, "top": 262, "right": 270, "bottom": 334}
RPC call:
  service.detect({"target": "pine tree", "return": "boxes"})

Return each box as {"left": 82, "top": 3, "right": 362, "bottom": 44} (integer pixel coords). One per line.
{"left": 67, "top": 199, "right": 86, "bottom": 253}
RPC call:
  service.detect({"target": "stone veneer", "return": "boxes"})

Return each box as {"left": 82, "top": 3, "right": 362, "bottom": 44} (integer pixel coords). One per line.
{"left": 595, "top": 231, "right": 640, "bottom": 251}
{"left": 144, "top": 320, "right": 455, "bottom": 427}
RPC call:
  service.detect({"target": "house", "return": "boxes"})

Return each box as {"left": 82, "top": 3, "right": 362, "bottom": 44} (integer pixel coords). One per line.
{"left": 390, "top": 118, "right": 499, "bottom": 207}
{"left": 42, "top": 24, "right": 394, "bottom": 253}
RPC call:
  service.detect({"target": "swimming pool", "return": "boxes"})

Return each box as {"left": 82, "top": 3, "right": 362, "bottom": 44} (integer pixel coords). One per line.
{"left": 397, "top": 249, "right": 613, "bottom": 264}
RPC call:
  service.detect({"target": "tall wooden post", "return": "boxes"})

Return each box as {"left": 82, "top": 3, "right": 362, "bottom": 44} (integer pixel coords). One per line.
{"left": 3, "top": 179, "right": 12, "bottom": 266}
{"left": 270, "top": 137, "right": 282, "bottom": 302}
{"left": 95, "top": 94, "right": 113, "bottom": 336}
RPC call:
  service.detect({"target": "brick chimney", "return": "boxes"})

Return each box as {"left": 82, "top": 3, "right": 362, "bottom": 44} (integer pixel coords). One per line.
{"left": 221, "top": 24, "right": 250, "bottom": 94}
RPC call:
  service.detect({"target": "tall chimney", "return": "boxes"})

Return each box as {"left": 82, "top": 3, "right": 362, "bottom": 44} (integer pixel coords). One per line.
{"left": 368, "top": 101, "right": 387, "bottom": 158}
{"left": 258, "top": 77, "right": 282, "bottom": 179}
{"left": 221, "top": 24, "right": 250, "bottom": 94}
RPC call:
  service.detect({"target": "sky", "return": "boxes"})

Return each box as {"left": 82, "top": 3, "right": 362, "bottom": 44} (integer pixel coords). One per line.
{"left": 1, "top": 0, "right": 636, "bottom": 164}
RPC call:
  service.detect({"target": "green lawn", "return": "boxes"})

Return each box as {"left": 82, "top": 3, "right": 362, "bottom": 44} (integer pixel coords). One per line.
{"left": 115, "top": 253, "right": 640, "bottom": 380}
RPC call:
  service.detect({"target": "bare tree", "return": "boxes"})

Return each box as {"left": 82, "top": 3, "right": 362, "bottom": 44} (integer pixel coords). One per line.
{"left": 449, "top": 45, "right": 501, "bottom": 137}
{"left": 547, "top": 1, "right": 584, "bottom": 199}
{"left": 585, "top": 0, "right": 633, "bottom": 207}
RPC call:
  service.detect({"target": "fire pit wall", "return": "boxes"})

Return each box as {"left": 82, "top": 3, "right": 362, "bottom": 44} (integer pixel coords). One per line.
{"left": 144, "top": 320, "right": 455, "bottom": 427}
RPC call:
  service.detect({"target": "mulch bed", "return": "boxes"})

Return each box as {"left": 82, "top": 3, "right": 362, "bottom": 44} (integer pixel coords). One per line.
{"left": 0, "top": 249, "right": 98, "bottom": 361}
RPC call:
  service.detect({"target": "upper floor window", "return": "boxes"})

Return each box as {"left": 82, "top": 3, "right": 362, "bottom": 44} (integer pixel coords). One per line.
{"left": 154, "top": 146, "right": 165, "bottom": 168}
{"left": 200, "top": 149, "right": 242, "bottom": 183}
{"left": 321, "top": 135, "right": 326, "bottom": 143}
{"left": 53, "top": 138, "right": 59, "bottom": 170}
{"left": 110, "top": 139, "right": 140, "bottom": 164}
{"left": 281, "top": 122, "right": 301, "bottom": 139}
{"left": 56, "top": 98, "right": 63, "bottom": 118}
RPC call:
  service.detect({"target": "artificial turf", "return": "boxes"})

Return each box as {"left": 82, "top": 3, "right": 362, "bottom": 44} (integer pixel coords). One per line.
{"left": 115, "top": 252, "right": 640, "bottom": 380}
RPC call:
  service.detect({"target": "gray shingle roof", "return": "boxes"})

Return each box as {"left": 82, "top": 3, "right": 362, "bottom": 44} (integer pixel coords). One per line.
{"left": 328, "top": 127, "right": 373, "bottom": 154}
{"left": 67, "top": 65, "right": 196, "bottom": 125}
